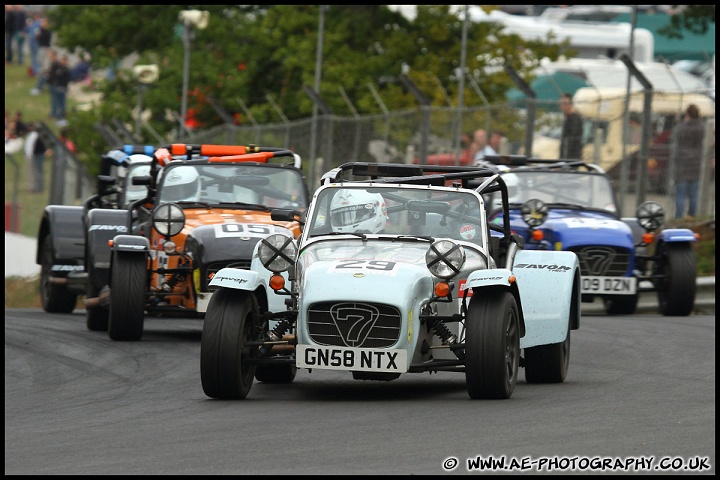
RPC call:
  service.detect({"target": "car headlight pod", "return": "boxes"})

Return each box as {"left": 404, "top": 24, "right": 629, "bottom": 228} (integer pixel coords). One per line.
{"left": 636, "top": 201, "right": 664, "bottom": 232}
{"left": 521, "top": 198, "right": 548, "bottom": 227}
{"left": 426, "top": 239, "right": 466, "bottom": 279}
{"left": 258, "top": 233, "right": 297, "bottom": 273}
{"left": 152, "top": 203, "right": 186, "bottom": 237}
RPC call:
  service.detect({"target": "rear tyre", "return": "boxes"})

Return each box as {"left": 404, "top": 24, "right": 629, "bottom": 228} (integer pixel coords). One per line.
{"left": 465, "top": 290, "right": 520, "bottom": 399}
{"left": 108, "top": 251, "right": 147, "bottom": 341}
{"left": 524, "top": 330, "right": 571, "bottom": 383}
{"left": 39, "top": 237, "right": 78, "bottom": 313}
{"left": 603, "top": 293, "right": 638, "bottom": 315}
{"left": 201, "top": 289, "right": 257, "bottom": 399}
{"left": 656, "top": 243, "right": 696, "bottom": 316}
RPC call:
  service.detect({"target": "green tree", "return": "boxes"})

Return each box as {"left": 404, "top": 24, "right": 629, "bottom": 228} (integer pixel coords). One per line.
{"left": 658, "top": 5, "right": 715, "bottom": 39}
{"left": 47, "top": 5, "right": 567, "bottom": 174}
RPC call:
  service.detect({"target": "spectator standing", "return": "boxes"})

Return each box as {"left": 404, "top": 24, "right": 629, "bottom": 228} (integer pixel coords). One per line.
{"left": 5, "top": 5, "right": 18, "bottom": 63}
{"left": 26, "top": 11, "right": 42, "bottom": 77}
{"left": 50, "top": 54, "right": 72, "bottom": 126}
{"left": 489, "top": 131, "right": 505, "bottom": 155}
{"left": 33, "top": 47, "right": 56, "bottom": 96}
{"left": 472, "top": 129, "right": 497, "bottom": 167}
{"left": 23, "top": 122, "right": 39, "bottom": 190}
{"left": 13, "top": 5, "right": 26, "bottom": 65}
{"left": 31, "top": 124, "right": 49, "bottom": 193}
{"left": 672, "top": 104, "right": 705, "bottom": 219}
{"left": 30, "top": 18, "right": 52, "bottom": 94}
{"left": 559, "top": 92, "right": 584, "bottom": 160}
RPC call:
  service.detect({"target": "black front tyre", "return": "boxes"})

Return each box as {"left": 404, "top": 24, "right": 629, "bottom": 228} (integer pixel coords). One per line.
{"left": 465, "top": 289, "right": 520, "bottom": 399}
{"left": 108, "top": 251, "right": 147, "bottom": 341}
{"left": 656, "top": 243, "right": 696, "bottom": 316}
{"left": 603, "top": 294, "right": 638, "bottom": 315}
{"left": 201, "top": 289, "right": 258, "bottom": 399}
{"left": 39, "top": 237, "right": 78, "bottom": 313}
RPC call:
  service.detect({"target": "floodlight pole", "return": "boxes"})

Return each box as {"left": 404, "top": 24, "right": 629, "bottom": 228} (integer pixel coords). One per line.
{"left": 136, "top": 83, "right": 146, "bottom": 142}
{"left": 180, "top": 22, "right": 192, "bottom": 141}
{"left": 178, "top": 10, "right": 209, "bottom": 141}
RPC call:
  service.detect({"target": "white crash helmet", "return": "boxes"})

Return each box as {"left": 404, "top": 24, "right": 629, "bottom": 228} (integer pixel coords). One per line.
{"left": 159, "top": 165, "right": 201, "bottom": 203}
{"left": 123, "top": 164, "right": 152, "bottom": 205}
{"left": 116, "top": 153, "right": 153, "bottom": 179}
{"left": 330, "top": 189, "right": 387, "bottom": 234}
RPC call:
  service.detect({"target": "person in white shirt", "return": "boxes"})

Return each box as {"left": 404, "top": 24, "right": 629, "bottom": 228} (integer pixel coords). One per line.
{"left": 23, "top": 123, "right": 39, "bottom": 190}
{"left": 472, "top": 129, "right": 497, "bottom": 167}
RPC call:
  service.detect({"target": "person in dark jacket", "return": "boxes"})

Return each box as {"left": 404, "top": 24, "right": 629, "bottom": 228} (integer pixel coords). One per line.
{"left": 559, "top": 92, "right": 584, "bottom": 160}
{"left": 13, "top": 5, "right": 26, "bottom": 64}
{"left": 49, "top": 53, "right": 71, "bottom": 125}
{"left": 5, "top": 5, "right": 18, "bottom": 63}
{"left": 672, "top": 104, "right": 705, "bottom": 219}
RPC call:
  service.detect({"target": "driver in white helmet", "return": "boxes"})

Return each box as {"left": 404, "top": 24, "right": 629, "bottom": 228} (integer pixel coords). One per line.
{"left": 159, "top": 165, "right": 201, "bottom": 203}
{"left": 330, "top": 189, "right": 387, "bottom": 234}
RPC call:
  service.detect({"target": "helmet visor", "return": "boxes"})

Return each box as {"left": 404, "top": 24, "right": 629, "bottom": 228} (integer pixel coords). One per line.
{"left": 331, "top": 204, "right": 375, "bottom": 227}
{"left": 162, "top": 176, "right": 199, "bottom": 202}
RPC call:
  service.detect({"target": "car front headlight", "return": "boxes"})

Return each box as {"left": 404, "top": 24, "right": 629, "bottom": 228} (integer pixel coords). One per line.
{"left": 636, "top": 201, "right": 664, "bottom": 232}
{"left": 426, "top": 239, "right": 466, "bottom": 279}
{"left": 521, "top": 198, "right": 548, "bottom": 227}
{"left": 152, "top": 203, "right": 186, "bottom": 237}
{"left": 258, "top": 233, "right": 298, "bottom": 273}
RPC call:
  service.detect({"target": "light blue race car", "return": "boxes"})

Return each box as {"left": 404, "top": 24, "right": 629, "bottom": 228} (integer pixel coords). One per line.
{"left": 200, "top": 163, "right": 581, "bottom": 400}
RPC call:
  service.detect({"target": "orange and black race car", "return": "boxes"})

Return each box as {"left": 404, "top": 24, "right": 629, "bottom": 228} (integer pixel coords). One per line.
{"left": 100, "top": 144, "right": 310, "bottom": 341}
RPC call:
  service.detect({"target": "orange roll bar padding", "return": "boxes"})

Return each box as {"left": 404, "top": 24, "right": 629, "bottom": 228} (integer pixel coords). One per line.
{"left": 208, "top": 152, "right": 272, "bottom": 163}
{"left": 169, "top": 144, "right": 255, "bottom": 157}
{"left": 154, "top": 148, "right": 172, "bottom": 166}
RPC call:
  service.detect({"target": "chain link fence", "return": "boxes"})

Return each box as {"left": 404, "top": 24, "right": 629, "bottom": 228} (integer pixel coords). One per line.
{"left": 181, "top": 97, "right": 715, "bottom": 219}
{"left": 56, "top": 91, "right": 714, "bottom": 223}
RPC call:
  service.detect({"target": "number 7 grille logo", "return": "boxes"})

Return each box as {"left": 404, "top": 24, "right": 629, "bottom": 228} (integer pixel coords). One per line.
{"left": 330, "top": 303, "right": 380, "bottom": 347}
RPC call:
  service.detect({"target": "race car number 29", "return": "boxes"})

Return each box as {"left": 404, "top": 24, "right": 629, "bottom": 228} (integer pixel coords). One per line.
{"left": 296, "top": 345, "right": 407, "bottom": 372}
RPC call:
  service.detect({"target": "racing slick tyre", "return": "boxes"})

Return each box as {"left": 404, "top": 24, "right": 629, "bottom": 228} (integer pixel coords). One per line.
{"left": 201, "top": 289, "right": 257, "bottom": 399}
{"left": 85, "top": 282, "right": 109, "bottom": 332}
{"left": 108, "top": 251, "right": 147, "bottom": 341}
{"left": 603, "top": 294, "right": 639, "bottom": 315}
{"left": 255, "top": 364, "right": 297, "bottom": 384}
{"left": 39, "top": 237, "right": 78, "bottom": 314}
{"left": 524, "top": 330, "right": 571, "bottom": 383}
{"left": 465, "top": 289, "right": 520, "bottom": 399}
{"left": 655, "top": 243, "right": 696, "bottom": 316}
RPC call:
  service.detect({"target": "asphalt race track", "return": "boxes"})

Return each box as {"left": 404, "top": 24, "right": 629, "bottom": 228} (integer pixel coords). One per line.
{"left": 4, "top": 308, "right": 715, "bottom": 475}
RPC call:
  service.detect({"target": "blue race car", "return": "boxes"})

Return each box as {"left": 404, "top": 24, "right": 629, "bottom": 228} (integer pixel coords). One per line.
{"left": 200, "top": 162, "right": 582, "bottom": 400}
{"left": 483, "top": 156, "right": 697, "bottom": 316}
